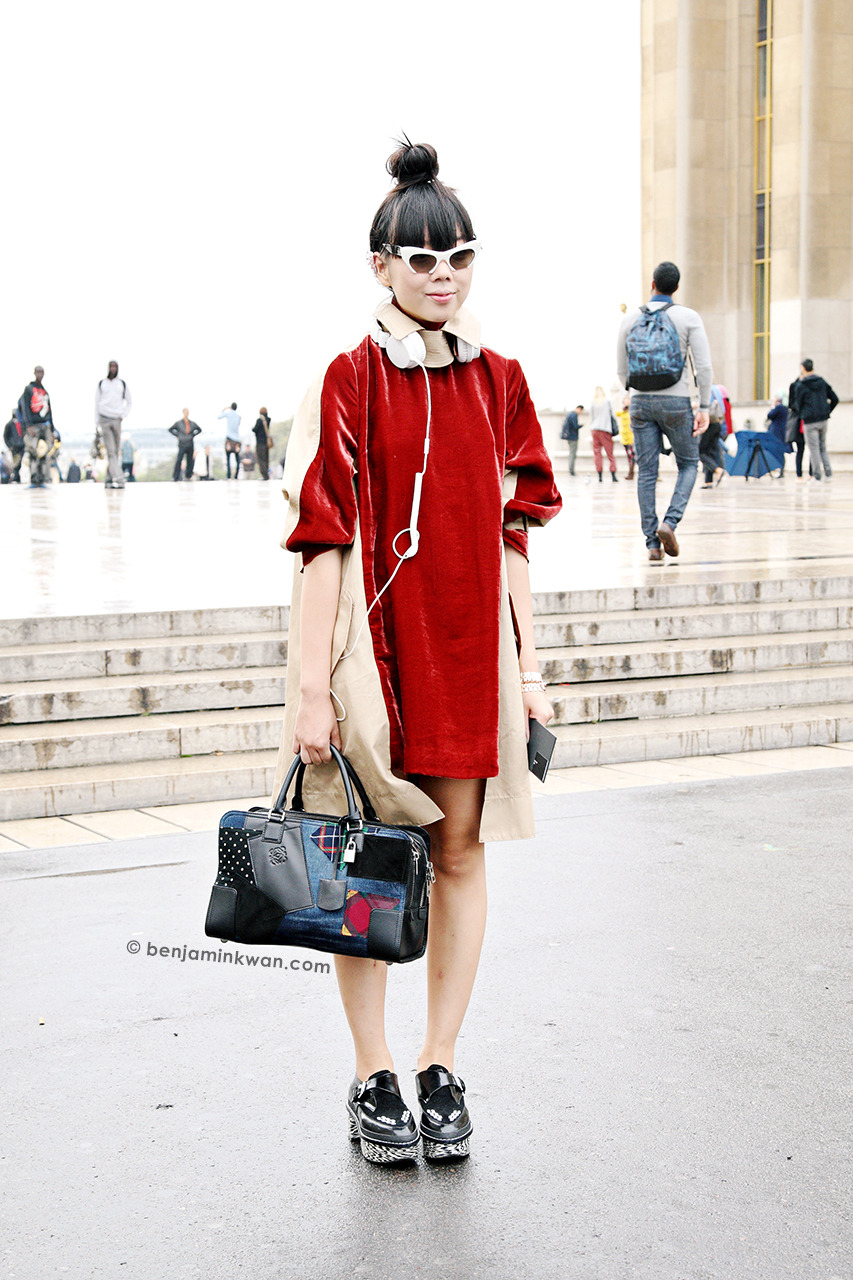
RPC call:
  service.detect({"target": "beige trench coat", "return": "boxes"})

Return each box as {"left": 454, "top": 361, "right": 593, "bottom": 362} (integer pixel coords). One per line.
{"left": 271, "top": 310, "right": 538, "bottom": 843}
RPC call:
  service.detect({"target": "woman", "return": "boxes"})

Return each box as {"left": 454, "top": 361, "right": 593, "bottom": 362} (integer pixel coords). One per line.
{"left": 276, "top": 141, "right": 561, "bottom": 1164}
{"left": 253, "top": 407, "right": 272, "bottom": 480}
{"left": 616, "top": 395, "right": 634, "bottom": 480}
{"left": 589, "top": 385, "right": 618, "bottom": 482}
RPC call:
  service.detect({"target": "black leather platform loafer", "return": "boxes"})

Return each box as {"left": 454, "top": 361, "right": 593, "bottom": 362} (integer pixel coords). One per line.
{"left": 415, "top": 1063, "right": 472, "bottom": 1161}
{"left": 346, "top": 1070, "right": 420, "bottom": 1164}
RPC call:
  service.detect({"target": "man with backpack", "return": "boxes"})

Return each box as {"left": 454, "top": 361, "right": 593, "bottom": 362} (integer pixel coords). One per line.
{"left": 95, "top": 361, "right": 132, "bottom": 490}
{"left": 17, "top": 365, "right": 56, "bottom": 488}
{"left": 616, "top": 261, "right": 713, "bottom": 563}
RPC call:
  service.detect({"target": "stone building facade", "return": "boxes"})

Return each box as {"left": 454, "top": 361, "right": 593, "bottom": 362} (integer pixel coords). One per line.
{"left": 641, "top": 0, "right": 852, "bottom": 406}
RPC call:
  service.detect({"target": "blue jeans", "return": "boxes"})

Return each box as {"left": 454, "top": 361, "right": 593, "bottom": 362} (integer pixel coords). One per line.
{"left": 630, "top": 395, "right": 699, "bottom": 548}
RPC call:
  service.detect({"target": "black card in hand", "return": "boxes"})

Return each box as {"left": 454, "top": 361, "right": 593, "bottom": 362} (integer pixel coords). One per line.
{"left": 527, "top": 719, "right": 556, "bottom": 782}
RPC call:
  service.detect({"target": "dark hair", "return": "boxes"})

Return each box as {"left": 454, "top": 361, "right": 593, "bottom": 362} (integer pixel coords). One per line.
{"left": 801, "top": 358, "right": 814, "bottom": 372}
{"left": 369, "top": 140, "right": 475, "bottom": 253}
{"left": 231, "top": 402, "right": 237, "bottom": 410}
{"left": 576, "top": 404, "right": 584, "bottom": 410}
{"left": 653, "top": 261, "right": 680, "bottom": 295}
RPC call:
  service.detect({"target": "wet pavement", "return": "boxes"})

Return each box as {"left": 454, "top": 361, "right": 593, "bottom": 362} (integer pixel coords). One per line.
{"left": 4, "top": 469, "right": 853, "bottom": 619}
{"left": 3, "top": 769, "right": 852, "bottom": 1279}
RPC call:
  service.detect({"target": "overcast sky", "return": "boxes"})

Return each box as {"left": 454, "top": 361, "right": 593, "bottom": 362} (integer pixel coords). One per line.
{"left": 2, "top": 1, "right": 640, "bottom": 440}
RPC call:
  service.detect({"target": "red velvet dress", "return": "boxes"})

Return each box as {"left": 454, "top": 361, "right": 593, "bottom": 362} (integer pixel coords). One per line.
{"left": 286, "top": 334, "right": 561, "bottom": 780}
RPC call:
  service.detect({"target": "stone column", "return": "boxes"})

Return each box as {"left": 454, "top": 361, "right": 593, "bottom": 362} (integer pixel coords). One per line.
{"left": 769, "top": 0, "right": 853, "bottom": 399}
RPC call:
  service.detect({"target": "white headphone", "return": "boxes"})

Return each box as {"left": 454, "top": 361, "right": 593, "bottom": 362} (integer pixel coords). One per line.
{"left": 369, "top": 318, "right": 480, "bottom": 368}
{"left": 451, "top": 334, "right": 480, "bottom": 363}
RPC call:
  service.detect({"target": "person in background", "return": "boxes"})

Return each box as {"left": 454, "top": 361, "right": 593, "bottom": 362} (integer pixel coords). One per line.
{"left": 699, "top": 398, "right": 725, "bottom": 487}
{"left": 48, "top": 427, "right": 62, "bottom": 482}
{"left": 95, "top": 361, "right": 132, "bottom": 490}
{"left": 791, "top": 358, "right": 838, "bottom": 483}
{"left": 589, "top": 386, "right": 618, "bottom": 482}
{"left": 219, "top": 402, "right": 242, "bottom": 478}
{"left": 66, "top": 458, "right": 82, "bottom": 483}
{"left": 253, "top": 407, "right": 272, "bottom": 480}
{"left": 560, "top": 404, "right": 583, "bottom": 476}
{"left": 765, "top": 391, "right": 790, "bottom": 476}
{"left": 4, "top": 412, "right": 25, "bottom": 483}
{"left": 169, "top": 409, "right": 201, "bottom": 481}
{"left": 121, "top": 435, "right": 136, "bottom": 482}
{"left": 240, "top": 443, "right": 256, "bottom": 477}
{"left": 18, "top": 366, "right": 56, "bottom": 488}
{"left": 197, "top": 444, "right": 214, "bottom": 480}
{"left": 786, "top": 377, "right": 806, "bottom": 479}
{"left": 616, "top": 262, "right": 712, "bottom": 563}
{"left": 616, "top": 395, "right": 635, "bottom": 480}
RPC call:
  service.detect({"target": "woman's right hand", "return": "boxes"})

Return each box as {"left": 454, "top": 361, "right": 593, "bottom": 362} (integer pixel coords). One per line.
{"left": 292, "top": 690, "right": 342, "bottom": 765}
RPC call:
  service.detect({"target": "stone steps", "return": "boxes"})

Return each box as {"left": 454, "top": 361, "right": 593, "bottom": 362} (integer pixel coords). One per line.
{"left": 0, "top": 665, "right": 287, "bottom": 725}
{"left": 549, "top": 665, "right": 853, "bottom": 726}
{"left": 4, "top": 627, "right": 849, "bottom": 727}
{"left": 542, "top": 629, "right": 853, "bottom": 684}
{"left": 533, "top": 598, "right": 853, "bottom": 647}
{"left": 0, "top": 750, "right": 281, "bottom": 822}
{"left": 0, "top": 706, "right": 283, "bottom": 774}
{"left": 530, "top": 571, "right": 853, "bottom": 615}
{"left": 3, "top": 572, "right": 853, "bottom": 820}
{"left": 0, "top": 605, "right": 289, "bottom": 648}
{"left": 551, "top": 703, "right": 853, "bottom": 768}
{"left": 0, "top": 630, "right": 288, "bottom": 683}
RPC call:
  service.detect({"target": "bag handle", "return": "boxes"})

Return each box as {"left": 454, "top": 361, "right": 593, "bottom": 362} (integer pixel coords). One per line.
{"left": 290, "top": 753, "right": 378, "bottom": 822}
{"left": 274, "top": 744, "right": 362, "bottom": 820}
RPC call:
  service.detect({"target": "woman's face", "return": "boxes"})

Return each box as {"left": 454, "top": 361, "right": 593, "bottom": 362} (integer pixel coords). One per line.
{"left": 374, "top": 235, "right": 473, "bottom": 326}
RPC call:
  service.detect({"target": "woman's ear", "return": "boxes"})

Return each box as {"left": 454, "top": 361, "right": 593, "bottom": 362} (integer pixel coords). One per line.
{"left": 373, "top": 251, "right": 392, "bottom": 289}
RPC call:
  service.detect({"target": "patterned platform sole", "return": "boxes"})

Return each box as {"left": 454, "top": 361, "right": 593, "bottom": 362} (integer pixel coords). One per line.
{"left": 422, "top": 1134, "right": 471, "bottom": 1161}
{"left": 347, "top": 1113, "right": 419, "bottom": 1164}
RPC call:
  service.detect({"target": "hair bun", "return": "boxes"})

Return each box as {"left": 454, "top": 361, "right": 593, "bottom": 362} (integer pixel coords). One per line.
{"left": 387, "top": 140, "right": 439, "bottom": 189}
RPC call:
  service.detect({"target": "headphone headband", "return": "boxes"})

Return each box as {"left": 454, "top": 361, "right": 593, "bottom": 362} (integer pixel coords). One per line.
{"left": 369, "top": 317, "right": 479, "bottom": 368}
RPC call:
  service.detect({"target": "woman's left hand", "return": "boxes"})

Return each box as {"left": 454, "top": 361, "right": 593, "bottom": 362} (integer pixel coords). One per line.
{"left": 523, "top": 688, "right": 554, "bottom": 733}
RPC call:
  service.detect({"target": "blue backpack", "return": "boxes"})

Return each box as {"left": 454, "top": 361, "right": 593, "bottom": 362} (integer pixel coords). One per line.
{"left": 625, "top": 302, "right": 684, "bottom": 391}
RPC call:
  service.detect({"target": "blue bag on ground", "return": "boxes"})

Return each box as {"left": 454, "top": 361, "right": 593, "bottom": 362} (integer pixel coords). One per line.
{"left": 625, "top": 302, "right": 685, "bottom": 391}
{"left": 205, "top": 745, "right": 432, "bottom": 963}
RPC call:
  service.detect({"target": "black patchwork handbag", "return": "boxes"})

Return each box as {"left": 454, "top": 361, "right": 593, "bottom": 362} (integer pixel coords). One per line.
{"left": 205, "top": 746, "right": 433, "bottom": 963}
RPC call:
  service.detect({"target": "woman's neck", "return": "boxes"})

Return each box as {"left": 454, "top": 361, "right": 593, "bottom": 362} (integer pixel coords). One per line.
{"left": 391, "top": 297, "right": 445, "bottom": 331}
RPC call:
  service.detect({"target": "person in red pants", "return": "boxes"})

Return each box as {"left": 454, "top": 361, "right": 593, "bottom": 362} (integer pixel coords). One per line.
{"left": 589, "top": 385, "right": 618, "bottom": 482}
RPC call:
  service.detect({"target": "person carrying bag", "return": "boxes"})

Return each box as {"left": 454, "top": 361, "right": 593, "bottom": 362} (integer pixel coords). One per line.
{"left": 265, "top": 139, "right": 562, "bottom": 1164}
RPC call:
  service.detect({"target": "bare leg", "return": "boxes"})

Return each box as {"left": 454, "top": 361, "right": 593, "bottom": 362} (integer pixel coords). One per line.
{"left": 333, "top": 954, "right": 394, "bottom": 1081}
{"left": 333, "top": 775, "right": 486, "bottom": 1080}
{"left": 413, "top": 775, "right": 487, "bottom": 1073}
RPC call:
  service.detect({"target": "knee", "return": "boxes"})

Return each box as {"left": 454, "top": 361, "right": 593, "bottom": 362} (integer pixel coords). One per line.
{"left": 431, "top": 835, "right": 484, "bottom": 883}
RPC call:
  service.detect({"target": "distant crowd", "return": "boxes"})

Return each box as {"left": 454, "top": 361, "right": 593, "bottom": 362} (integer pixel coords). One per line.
{"left": 2, "top": 363, "right": 278, "bottom": 487}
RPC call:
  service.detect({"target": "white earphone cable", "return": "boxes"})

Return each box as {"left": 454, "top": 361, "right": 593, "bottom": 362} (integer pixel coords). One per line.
{"left": 332, "top": 360, "right": 431, "bottom": 720}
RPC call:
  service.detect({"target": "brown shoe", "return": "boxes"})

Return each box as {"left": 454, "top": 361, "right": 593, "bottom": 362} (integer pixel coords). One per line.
{"left": 657, "top": 522, "right": 679, "bottom": 557}
{"left": 648, "top": 546, "right": 665, "bottom": 563}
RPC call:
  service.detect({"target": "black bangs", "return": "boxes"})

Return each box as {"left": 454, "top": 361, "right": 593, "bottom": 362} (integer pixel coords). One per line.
{"left": 370, "top": 184, "right": 475, "bottom": 252}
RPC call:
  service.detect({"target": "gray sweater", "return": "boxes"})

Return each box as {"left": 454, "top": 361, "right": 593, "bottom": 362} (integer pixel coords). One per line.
{"left": 616, "top": 299, "right": 714, "bottom": 408}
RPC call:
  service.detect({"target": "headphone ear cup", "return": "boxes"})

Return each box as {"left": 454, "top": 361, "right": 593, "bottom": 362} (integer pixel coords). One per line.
{"left": 385, "top": 331, "right": 426, "bottom": 370}
{"left": 454, "top": 337, "right": 480, "bottom": 363}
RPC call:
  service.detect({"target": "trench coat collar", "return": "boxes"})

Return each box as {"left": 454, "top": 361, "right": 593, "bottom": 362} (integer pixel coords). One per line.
{"left": 372, "top": 299, "right": 482, "bottom": 370}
